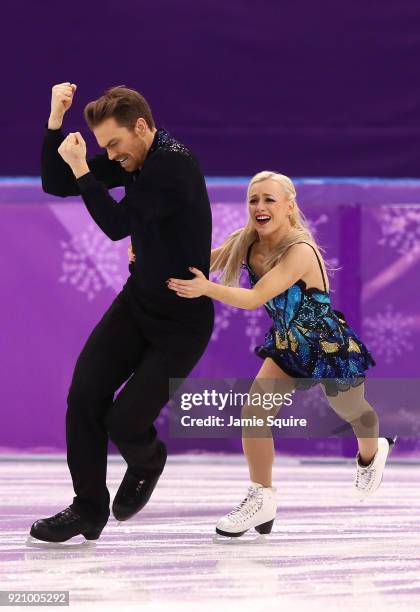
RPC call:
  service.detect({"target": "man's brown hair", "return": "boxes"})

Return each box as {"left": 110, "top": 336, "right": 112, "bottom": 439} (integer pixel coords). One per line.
{"left": 84, "top": 85, "right": 155, "bottom": 131}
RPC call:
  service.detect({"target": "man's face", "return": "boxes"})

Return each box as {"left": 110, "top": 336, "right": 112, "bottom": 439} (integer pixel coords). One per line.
{"left": 93, "top": 117, "right": 150, "bottom": 172}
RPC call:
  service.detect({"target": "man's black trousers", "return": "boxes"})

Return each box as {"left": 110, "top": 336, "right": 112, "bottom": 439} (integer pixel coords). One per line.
{"left": 65, "top": 281, "right": 214, "bottom": 521}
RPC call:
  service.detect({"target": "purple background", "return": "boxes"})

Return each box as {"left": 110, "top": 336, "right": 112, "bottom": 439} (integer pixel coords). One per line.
{"left": 2, "top": 1, "right": 420, "bottom": 176}
{"left": 2, "top": 2, "right": 420, "bottom": 458}
{"left": 1, "top": 179, "right": 420, "bottom": 457}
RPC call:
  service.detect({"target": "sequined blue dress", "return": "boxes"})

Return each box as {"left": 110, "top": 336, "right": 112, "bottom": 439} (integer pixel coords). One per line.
{"left": 242, "top": 241, "right": 375, "bottom": 396}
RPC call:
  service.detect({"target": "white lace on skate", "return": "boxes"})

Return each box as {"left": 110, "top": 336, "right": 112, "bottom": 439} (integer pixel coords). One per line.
{"left": 352, "top": 437, "right": 397, "bottom": 500}
{"left": 225, "top": 485, "right": 264, "bottom": 525}
{"left": 354, "top": 462, "right": 376, "bottom": 493}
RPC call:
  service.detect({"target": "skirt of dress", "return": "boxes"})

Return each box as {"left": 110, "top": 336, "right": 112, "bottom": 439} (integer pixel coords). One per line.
{"left": 254, "top": 311, "right": 376, "bottom": 397}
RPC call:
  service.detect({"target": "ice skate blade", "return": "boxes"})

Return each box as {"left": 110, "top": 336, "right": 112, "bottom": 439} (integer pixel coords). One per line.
{"left": 25, "top": 535, "right": 96, "bottom": 549}
{"left": 212, "top": 532, "right": 271, "bottom": 544}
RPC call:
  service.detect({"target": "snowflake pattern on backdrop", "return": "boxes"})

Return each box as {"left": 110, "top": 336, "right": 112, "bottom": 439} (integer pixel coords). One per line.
{"left": 59, "top": 222, "right": 123, "bottom": 301}
{"left": 210, "top": 203, "right": 266, "bottom": 347}
{"left": 363, "top": 304, "right": 414, "bottom": 364}
{"left": 307, "top": 213, "right": 328, "bottom": 236}
{"left": 211, "top": 302, "right": 238, "bottom": 342}
{"left": 392, "top": 407, "right": 420, "bottom": 437}
{"left": 377, "top": 204, "right": 420, "bottom": 255}
{"left": 306, "top": 213, "right": 340, "bottom": 280}
{"left": 211, "top": 290, "right": 266, "bottom": 349}
{"left": 210, "top": 203, "right": 247, "bottom": 251}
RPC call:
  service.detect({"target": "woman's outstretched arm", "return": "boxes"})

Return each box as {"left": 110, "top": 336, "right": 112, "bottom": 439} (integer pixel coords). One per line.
{"left": 168, "top": 243, "right": 314, "bottom": 309}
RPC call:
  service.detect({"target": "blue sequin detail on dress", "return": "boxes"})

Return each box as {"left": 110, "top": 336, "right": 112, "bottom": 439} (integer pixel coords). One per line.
{"left": 242, "top": 241, "right": 376, "bottom": 396}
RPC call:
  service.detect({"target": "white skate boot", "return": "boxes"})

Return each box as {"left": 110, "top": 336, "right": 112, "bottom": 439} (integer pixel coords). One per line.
{"left": 353, "top": 436, "right": 397, "bottom": 501}
{"left": 215, "top": 482, "right": 277, "bottom": 538}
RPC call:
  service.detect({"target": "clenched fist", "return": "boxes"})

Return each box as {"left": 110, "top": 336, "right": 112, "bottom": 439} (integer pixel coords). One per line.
{"left": 58, "top": 132, "right": 89, "bottom": 178}
{"left": 48, "top": 82, "right": 77, "bottom": 129}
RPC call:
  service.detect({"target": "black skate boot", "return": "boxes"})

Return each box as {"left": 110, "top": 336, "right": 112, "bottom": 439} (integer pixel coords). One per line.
{"left": 112, "top": 441, "right": 167, "bottom": 522}
{"left": 29, "top": 506, "right": 109, "bottom": 543}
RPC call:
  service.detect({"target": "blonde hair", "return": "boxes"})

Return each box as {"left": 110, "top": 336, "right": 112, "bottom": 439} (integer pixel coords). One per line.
{"left": 210, "top": 171, "right": 334, "bottom": 287}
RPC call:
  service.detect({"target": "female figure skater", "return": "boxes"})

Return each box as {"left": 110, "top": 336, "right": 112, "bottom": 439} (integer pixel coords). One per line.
{"left": 129, "top": 171, "right": 396, "bottom": 539}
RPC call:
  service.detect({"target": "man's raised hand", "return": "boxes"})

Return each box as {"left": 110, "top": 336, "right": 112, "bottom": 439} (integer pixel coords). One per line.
{"left": 48, "top": 82, "right": 77, "bottom": 129}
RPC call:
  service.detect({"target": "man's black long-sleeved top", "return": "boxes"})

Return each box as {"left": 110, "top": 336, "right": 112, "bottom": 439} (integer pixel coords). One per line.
{"left": 41, "top": 125, "right": 213, "bottom": 324}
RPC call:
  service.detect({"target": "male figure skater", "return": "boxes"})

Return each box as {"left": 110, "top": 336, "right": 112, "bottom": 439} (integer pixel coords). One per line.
{"left": 29, "top": 83, "right": 214, "bottom": 542}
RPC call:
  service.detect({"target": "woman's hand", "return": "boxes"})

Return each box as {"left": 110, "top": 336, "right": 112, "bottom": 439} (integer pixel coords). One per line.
{"left": 128, "top": 243, "right": 136, "bottom": 263}
{"left": 167, "top": 267, "right": 209, "bottom": 298}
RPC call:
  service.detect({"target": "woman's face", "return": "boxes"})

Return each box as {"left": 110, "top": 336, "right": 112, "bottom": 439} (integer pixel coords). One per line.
{"left": 247, "top": 178, "right": 293, "bottom": 236}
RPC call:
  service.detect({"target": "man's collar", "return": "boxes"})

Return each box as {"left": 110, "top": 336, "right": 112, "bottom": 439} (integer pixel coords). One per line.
{"left": 131, "top": 127, "right": 169, "bottom": 179}
{"left": 145, "top": 127, "right": 169, "bottom": 161}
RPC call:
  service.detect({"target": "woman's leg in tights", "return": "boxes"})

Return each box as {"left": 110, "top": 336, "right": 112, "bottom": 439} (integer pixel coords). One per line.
{"left": 242, "top": 364, "right": 380, "bottom": 486}
{"left": 241, "top": 358, "right": 296, "bottom": 487}
{"left": 320, "top": 382, "right": 379, "bottom": 465}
